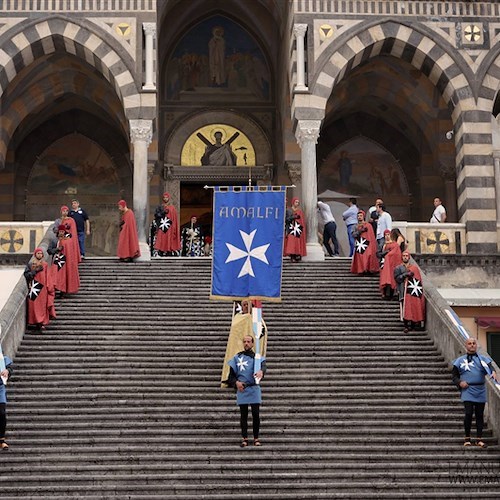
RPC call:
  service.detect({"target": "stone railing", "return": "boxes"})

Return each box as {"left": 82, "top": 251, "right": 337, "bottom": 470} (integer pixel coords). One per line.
{"left": 0, "top": 223, "right": 56, "bottom": 358}
{"left": 422, "top": 266, "right": 500, "bottom": 441}
{"left": 394, "top": 222, "right": 466, "bottom": 255}
{"left": 0, "top": 221, "right": 53, "bottom": 257}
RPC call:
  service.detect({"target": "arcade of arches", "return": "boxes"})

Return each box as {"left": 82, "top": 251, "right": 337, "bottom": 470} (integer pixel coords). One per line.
{"left": 0, "top": 1, "right": 499, "bottom": 257}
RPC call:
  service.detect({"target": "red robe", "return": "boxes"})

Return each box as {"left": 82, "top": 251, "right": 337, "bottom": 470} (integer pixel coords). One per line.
{"left": 27, "top": 261, "right": 55, "bottom": 326}
{"left": 154, "top": 204, "right": 181, "bottom": 253}
{"left": 403, "top": 264, "right": 426, "bottom": 323}
{"left": 117, "top": 209, "right": 141, "bottom": 259}
{"left": 350, "top": 222, "right": 379, "bottom": 274}
{"left": 379, "top": 242, "right": 402, "bottom": 293}
{"left": 52, "top": 236, "right": 80, "bottom": 294}
{"left": 60, "top": 216, "right": 82, "bottom": 264}
{"left": 284, "top": 208, "right": 307, "bottom": 257}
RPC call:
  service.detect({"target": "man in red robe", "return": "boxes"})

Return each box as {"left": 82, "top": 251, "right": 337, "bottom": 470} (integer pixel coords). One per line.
{"left": 52, "top": 225, "right": 80, "bottom": 295}
{"left": 153, "top": 192, "right": 181, "bottom": 256}
{"left": 351, "top": 210, "right": 379, "bottom": 275}
{"left": 54, "top": 205, "right": 81, "bottom": 264}
{"left": 379, "top": 229, "right": 401, "bottom": 299}
{"left": 394, "top": 250, "right": 425, "bottom": 332}
{"left": 117, "top": 200, "right": 140, "bottom": 262}
{"left": 24, "top": 248, "right": 56, "bottom": 331}
{"left": 284, "top": 197, "right": 307, "bottom": 262}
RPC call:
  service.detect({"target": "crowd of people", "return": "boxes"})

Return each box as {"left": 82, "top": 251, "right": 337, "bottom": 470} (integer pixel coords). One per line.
{"left": 12, "top": 191, "right": 495, "bottom": 452}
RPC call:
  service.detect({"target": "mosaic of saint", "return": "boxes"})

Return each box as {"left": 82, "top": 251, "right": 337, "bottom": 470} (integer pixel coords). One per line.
{"left": 165, "top": 16, "right": 271, "bottom": 101}
{"left": 181, "top": 125, "right": 255, "bottom": 166}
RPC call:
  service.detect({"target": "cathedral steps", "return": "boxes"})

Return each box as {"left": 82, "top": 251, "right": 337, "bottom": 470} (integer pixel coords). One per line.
{"left": 1, "top": 258, "right": 499, "bottom": 497}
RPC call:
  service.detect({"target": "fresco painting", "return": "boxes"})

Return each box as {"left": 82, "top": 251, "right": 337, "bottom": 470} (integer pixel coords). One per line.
{"left": 166, "top": 16, "right": 271, "bottom": 101}
{"left": 318, "top": 137, "right": 410, "bottom": 220}
{"left": 28, "top": 134, "right": 120, "bottom": 196}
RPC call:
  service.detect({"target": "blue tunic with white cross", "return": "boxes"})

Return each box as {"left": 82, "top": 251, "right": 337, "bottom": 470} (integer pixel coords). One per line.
{"left": 452, "top": 353, "right": 492, "bottom": 403}
{"left": 228, "top": 351, "right": 265, "bottom": 405}
{"left": 0, "top": 356, "right": 13, "bottom": 404}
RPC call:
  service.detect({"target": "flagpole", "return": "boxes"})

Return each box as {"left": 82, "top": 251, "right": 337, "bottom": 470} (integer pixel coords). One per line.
{"left": 252, "top": 305, "right": 263, "bottom": 384}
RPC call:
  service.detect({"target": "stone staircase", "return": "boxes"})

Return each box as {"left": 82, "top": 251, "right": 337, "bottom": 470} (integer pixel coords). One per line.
{"left": 1, "top": 258, "right": 500, "bottom": 498}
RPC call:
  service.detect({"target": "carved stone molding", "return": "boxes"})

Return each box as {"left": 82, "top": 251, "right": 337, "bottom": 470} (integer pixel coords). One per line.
{"left": 293, "top": 23, "right": 308, "bottom": 38}
{"left": 147, "top": 163, "right": 155, "bottom": 182}
{"left": 295, "top": 120, "right": 321, "bottom": 146}
{"left": 130, "top": 119, "right": 153, "bottom": 145}
{"left": 286, "top": 161, "right": 302, "bottom": 184}
{"left": 161, "top": 164, "right": 271, "bottom": 183}
{"left": 142, "top": 22, "right": 156, "bottom": 38}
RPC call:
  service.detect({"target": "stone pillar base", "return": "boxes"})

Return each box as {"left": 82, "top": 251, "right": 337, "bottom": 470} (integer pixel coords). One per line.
{"left": 136, "top": 241, "right": 151, "bottom": 261}
{"left": 302, "top": 242, "right": 325, "bottom": 262}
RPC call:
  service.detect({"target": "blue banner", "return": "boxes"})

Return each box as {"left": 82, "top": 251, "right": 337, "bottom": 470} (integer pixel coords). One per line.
{"left": 211, "top": 187, "right": 286, "bottom": 301}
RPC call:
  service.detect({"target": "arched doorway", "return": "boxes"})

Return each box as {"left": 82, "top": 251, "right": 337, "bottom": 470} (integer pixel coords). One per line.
{"left": 317, "top": 55, "right": 457, "bottom": 222}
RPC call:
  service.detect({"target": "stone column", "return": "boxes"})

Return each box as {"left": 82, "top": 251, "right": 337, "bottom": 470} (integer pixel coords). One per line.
{"left": 439, "top": 161, "right": 457, "bottom": 222}
{"left": 295, "top": 120, "right": 324, "bottom": 261}
{"left": 494, "top": 154, "right": 500, "bottom": 251}
{"left": 130, "top": 119, "right": 153, "bottom": 261}
{"left": 293, "top": 24, "right": 308, "bottom": 92}
{"left": 142, "top": 22, "right": 156, "bottom": 90}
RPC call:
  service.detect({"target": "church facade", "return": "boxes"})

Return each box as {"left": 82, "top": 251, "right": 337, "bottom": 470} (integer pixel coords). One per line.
{"left": 0, "top": 0, "right": 499, "bottom": 257}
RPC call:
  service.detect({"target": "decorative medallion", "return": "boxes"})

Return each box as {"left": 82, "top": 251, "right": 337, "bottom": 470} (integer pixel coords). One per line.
{"left": 116, "top": 23, "right": 132, "bottom": 37}
{"left": 463, "top": 24, "right": 482, "bottom": 44}
{"left": 0, "top": 230, "right": 23, "bottom": 253}
{"left": 319, "top": 24, "right": 334, "bottom": 41}
{"left": 425, "top": 230, "right": 450, "bottom": 254}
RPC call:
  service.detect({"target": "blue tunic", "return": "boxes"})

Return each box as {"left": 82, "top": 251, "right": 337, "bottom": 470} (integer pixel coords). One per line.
{"left": 0, "top": 356, "right": 13, "bottom": 404}
{"left": 452, "top": 353, "right": 492, "bottom": 403}
{"left": 228, "top": 351, "right": 265, "bottom": 405}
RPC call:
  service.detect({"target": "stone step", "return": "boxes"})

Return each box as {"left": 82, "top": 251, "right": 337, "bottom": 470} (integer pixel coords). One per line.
{"left": 3, "top": 258, "right": 498, "bottom": 497}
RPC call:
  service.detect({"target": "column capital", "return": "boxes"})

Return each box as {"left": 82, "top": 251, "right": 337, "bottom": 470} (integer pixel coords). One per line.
{"left": 295, "top": 120, "right": 321, "bottom": 145}
{"left": 293, "top": 23, "right": 308, "bottom": 38}
{"left": 142, "top": 22, "right": 157, "bottom": 38}
{"left": 130, "top": 119, "right": 153, "bottom": 145}
{"left": 286, "top": 161, "right": 302, "bottom": 184}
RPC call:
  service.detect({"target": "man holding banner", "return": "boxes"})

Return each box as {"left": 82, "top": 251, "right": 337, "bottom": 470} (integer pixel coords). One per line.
{"left": 228, "top": 335, "right": 266, "bottom": 447}
{"left": 211, "top": 185, "right": 286, "bottom": 446}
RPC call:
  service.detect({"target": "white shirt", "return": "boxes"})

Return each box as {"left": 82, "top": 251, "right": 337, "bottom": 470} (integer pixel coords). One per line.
{"left": 317, "top": 201, "right": 335, "bottom": 224}
{"left": 430, "top": 204, "right": 446, "bottom": 223}
{"left": 376, "top": 211, "right": 392, "bottom": 239}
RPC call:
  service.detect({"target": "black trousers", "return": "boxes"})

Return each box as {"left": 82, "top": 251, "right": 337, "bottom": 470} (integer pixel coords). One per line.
{"left": 0, "top": 403, "right": 6, "bottom": 440}
{"left": 464, "top": 401, "right": 485, "bottom": 438}
{"left": 239, "top": 404, "right": 260, "bottom": 439}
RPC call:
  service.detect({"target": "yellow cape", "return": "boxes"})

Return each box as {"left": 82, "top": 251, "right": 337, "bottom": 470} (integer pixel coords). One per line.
{"left": 220, "top": 312, "right": 267, "bottom": 388}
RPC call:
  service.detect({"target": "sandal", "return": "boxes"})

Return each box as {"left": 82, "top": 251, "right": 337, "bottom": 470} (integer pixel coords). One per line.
{"left": 240, "top": 438, "right": 248, "bottom": 448}
{"left": 475, "top": 440, "right": 488, "bottom": 449}
{"left": 464, "top": 438, "right": 472, "bottom": 447}
{"left": 253, "top": 438, "right": 262, "bottom": 447}
{"left": 0, "top": 441, "right": 9, "bottom": 450}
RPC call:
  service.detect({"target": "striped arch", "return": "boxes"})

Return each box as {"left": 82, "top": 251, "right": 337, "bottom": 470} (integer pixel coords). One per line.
{"left": 297, "top": 20, "right": 495, "bottom": 253}
{"left": 0, "top": 70, "right": 128, "bottom": 168}
{"left": 0, "top": 17, "right": 141, "bottom": 119}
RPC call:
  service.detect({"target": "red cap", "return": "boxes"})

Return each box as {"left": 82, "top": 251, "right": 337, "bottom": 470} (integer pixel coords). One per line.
{"left": 384, "top": 229, "right": 391, "bottom": 235}
{"left": 118, "top": 200, "right": 127, "bottom": 208}
{"left": 58, "top": 224, "right": 67, "bottom": 231}
{"left": 60, "top": 205, "right": 69, "bottom": 212}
